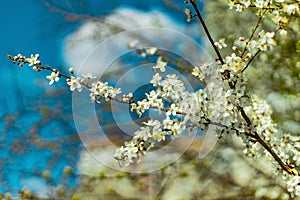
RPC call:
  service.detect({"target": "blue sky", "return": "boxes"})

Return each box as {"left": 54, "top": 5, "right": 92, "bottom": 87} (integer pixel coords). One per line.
{"left": 0, "top": 0, "right": 74, "bottom": 114}
{"left": 0, "top": 0, "right": 189, "bottom": 115}
{"left": 0, "top": 1, "right": 77, "bottom": 192}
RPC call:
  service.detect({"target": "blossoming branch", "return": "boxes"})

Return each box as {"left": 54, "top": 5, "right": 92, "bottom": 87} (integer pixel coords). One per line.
{"left": 7, "top": 0, "right": 300, "bottom": 197}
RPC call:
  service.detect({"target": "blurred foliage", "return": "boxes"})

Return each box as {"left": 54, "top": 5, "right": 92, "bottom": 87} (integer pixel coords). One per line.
{"left": 0, "top": 86, "right": 81, "bottom": 198}
{"left": 72, "top": 136, "right": 294, "bottom": 200}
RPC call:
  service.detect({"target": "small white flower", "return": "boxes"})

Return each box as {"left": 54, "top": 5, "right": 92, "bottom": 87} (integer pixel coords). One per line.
{"left": 140, "top": 52, "right": 147, "bottom": 57}
{"left": 153, "top": 56, "right": 167, "bottom": 72}
{"left": 127, "top": 40, "right": 139, "bottom": 49}
{"left": 166, "top": 103, "right": 178, "bottom": 116}
{"left": 185, "top": 9, "right": 192, "bottom": 22}
{"left": 82, "top": 73, "right": 96, "bottom": 79}
{"left": 287, "top": 176, "right": 300, "bottom": 195}
{"left": 146, "top": 47, "right": 158, "bottom": 56}
{"left": 89, "top": 81, "right": 121, "bottom": 102}
{"left": 261, "top": 31, "right": 276, "bottom": 45}
{"left": 135, "top": 99, "right": 150, "bottom": 116}
{"left": 26, "top": 54, "right": 40, "bottom": 66}
{"left": 258, "top": 31, "right": 276, "bottom": 51}
{"left": 254, "top": 0, "right": 268, "bottom": 8}
{"left": 235, "top": 4, "right": 243, "bottom": 12}
{"left": 146, "top": 90, "right": 163, "bottom": 109}
{"left": 225, "top": 53, "right": 243, "bottom": 72}
{"left": 214, "top": 38, "right": 227, "bottom": 49}
{"left": 247, "top": 40, "right": 259, "bottom": 54}
{"left": 67, "top": 76, "right": 82, "bottom": 92}
{"left": 228, "top": 1, "right": 235, "bottom": 9}
{"left": 134, "top": 126, "right": 152, "bottom": 141}
{"left": 285, "top": 4, "right": 299, "bottom": 15}
{"left": 46, "top": 71, "right": 60, "bottom": 85}
{"left": 192, "top": 67, "right": 205, "bottom": 81}
{"left": 130, "top": 103, "right": 137, "bottom": 112}
{"left": 279, "top": 29, "right": 287, "bottom": 37}
{"left": 151, "top": 73, "right": 162, "bottom": 86}
{"left": 245, "top": 53, "right": 252, "bottom": 59}
{"left": 240, "top": 0, "right": 251, "bottom": 8}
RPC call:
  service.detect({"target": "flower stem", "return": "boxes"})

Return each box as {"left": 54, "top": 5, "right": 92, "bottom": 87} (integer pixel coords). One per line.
{"left": 240, "top": 10, "right": 266, "bottom": 58}
{"left": 241, "top": 50, "right": 261, "bottom": 73}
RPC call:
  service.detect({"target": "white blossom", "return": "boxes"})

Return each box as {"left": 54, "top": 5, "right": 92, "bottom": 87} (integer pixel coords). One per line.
{"left": 166, "top": 103, "right": 179, "bottom": 116}
{"left": 153, "top": 56, "right": 167, "bottom": 72}
{"left": 214, "top": 38, "right": 227, "bottom": 49}
{"left": 254, "top": 0, "right": 270, "bottom": 8}
{"left": 145, "top": 47, "right": 158, "bottom": 55}
{"left": 145, "top": 90, "right": 164, "bottom": 109}
{"left": 279, "top": 29, "right": 287, "bottom": 37}
{"left": 127, "top": 40, "right": 139, "bottom": 49}
{"left": 67, "top": 76, "right": 82, "bottom": 92}
{"left": 192, "top": 66, "right": 205, "bottom": 82}
{"left": 26, "top": 54, "right": 40, "bottom": 66}
{"left": 225, "top": 53, "right": 244, "bottom": 73}
{"left": 82, "top": 73, "right": 96, "bottom": 79}
{"left": 258, "top": 31, "right": 276, "bottom": 51}
{"left": 185, "top": 8, "right": 192, "bottom": 22}
{"left": 89, "top": 81, "right": 121, "bottom": 102}
{"left": 287, "top": 176, "right": 300, "bottom": 197}
{"left": 285, "top": 4, "right": 299, "bottom": 15}
{"left": 10, "top": 1, "right": 300, "bottom": 196}
{"left": 46, "top": 71, "right": 60, "bottom": 85}
{"left": 151, "top": 73, "right": 162, "bottom": 87}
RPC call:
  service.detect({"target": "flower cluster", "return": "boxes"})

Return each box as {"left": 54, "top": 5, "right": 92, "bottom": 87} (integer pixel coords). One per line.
{"left": 89, "top": 81, "right": 121, "bottom": 103}
{"left": 8, "top": 53, "right": 41, "bottom": 69}
{"left": 66, "top": 74, "right": 122, "bottom": 103}
{"left": 114, "top": 116, "right": 187, "bottom": 167}
{"left": 115, "top": 59, "right": 243, "bottom": 167}
{"left": 7, "top": 54, "right": 122, "bottom": 105}
{"left": 287, "top": 176, "right": 300, "bottom": 197}
{"left": 228, "top": 0, "right": 300, "bottom": 15}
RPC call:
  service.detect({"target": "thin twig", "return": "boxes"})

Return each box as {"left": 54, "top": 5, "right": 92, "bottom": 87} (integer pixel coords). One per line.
{"left": 189, "top": 0, "right": 224, "bottom": 64}
{"left": 240, "top": 10, "right": 266, "bottom": 58}
{"left": 241, "top": 50, "right": 261, "bottom": 73}
{"left": 43, "top": 1, "right": 104, "bottom": 22}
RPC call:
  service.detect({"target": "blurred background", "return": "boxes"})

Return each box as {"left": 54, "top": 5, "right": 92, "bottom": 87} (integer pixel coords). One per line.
{"left": 0, "top": 0, "right": 299, "bottom": 199}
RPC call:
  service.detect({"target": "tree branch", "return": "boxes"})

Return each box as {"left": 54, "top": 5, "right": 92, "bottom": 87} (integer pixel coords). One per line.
{"left": 187, "top": 2, "right": 298, "bottom": 176}
{"left": 241, "top": 50, "right": 261, "bottom": 73}
{"left": 252, "top": 132, "right": 297, "bottom": 175}
{"left": 189, "top": 0, "right": 224, "bottom": 64}
{"left": 240, "top": 10, "right": 266, "bottom": 58}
